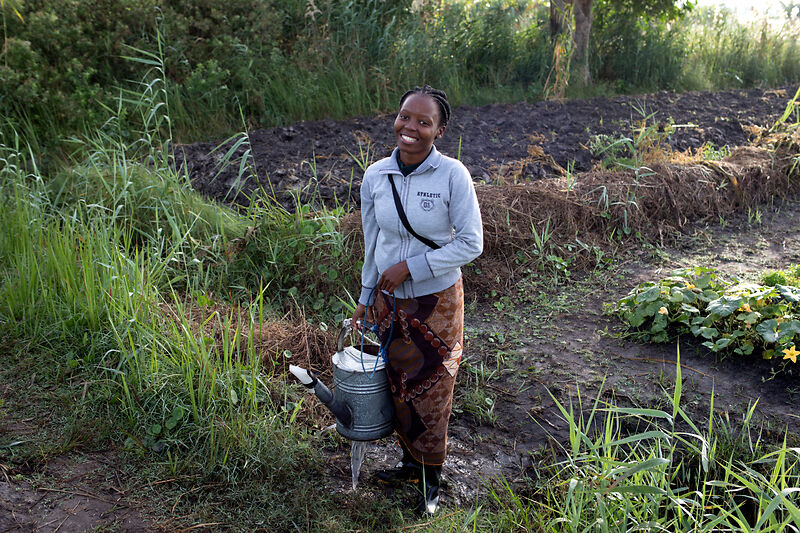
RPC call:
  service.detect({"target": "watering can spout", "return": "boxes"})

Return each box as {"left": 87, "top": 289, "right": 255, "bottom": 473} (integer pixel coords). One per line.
{"left": 289, "top": 364, "right": 353, "bottom": 429}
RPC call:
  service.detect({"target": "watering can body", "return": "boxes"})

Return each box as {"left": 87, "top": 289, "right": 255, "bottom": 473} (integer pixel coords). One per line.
{"left": 290, "top": 322, "right": 395, "bottom": 442}
{"left": 331, "top": 344, "right": 395, "bottom": 441}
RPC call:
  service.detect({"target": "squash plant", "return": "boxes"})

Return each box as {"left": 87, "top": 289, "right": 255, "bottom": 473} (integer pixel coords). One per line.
{"left": 614, "top": 267, "right": 800, "bottom": 363}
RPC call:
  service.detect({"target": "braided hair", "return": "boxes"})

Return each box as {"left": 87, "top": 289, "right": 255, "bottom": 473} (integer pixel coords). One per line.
{"left": 399, "top": 85, "right": 451, "bottom": 130}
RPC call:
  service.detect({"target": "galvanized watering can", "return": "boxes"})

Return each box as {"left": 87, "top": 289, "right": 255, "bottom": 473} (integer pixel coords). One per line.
{"left": 289, "top": 320, "right": 395, "bottom": 441}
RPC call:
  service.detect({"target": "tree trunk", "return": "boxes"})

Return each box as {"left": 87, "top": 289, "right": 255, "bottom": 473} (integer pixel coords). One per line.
{"left": 572, "top": 0, "right": 592, "bottom": 86}
{"left": 549, "top": 0, "right": 570, "bottom": 35}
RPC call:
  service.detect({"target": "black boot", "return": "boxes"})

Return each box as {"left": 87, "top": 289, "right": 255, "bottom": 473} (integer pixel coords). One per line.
{"left": 375, "top": 457, "right": 421, "bottom": 484}
{"left": 415, "top": 464, "right": 441, "bottom": 515}
{"left": 376, "top": 444, "right": 422, "bottom": 484}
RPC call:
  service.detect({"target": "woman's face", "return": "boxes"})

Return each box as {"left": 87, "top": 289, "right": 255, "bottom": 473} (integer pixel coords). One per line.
{"left": 394, "top": 93, "right": 445, "bottom": 166}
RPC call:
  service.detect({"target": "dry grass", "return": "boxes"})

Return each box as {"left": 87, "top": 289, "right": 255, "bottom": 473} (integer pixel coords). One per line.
{"left": 158, "top": 298, "right": 338, "bottom": 376}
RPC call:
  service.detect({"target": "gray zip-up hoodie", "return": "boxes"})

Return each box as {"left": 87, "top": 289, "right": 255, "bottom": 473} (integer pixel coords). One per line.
{"left": 358, "top": 146, "right": 483, "bottom": 306}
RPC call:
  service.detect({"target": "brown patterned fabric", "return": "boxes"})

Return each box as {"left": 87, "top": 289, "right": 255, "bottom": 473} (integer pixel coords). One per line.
{"left": 373, "top": 278, "right": 463, "bottom": 466}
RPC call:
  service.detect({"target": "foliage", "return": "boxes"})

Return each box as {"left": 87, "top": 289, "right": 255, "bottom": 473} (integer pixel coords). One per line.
{"left": 614, "top": 267, "right": 800, "bottom": 366}
{"left": 3, "top": 0, "right": 799, "bottom": 149}
{"left": 588, "top": 106, "right": 675, "bottom": 170}
{"left": 762, "top": 264, "right": 800, "bottom": 288}
{"left": 524, "top": 367, "right": 800, "bottom": 532}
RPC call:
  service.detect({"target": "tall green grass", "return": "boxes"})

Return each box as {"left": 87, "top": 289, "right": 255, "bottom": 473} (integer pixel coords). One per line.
{"left": 0, "top": 70, "right": 366, "bottom": 528}
{"left": 420, "top": 351, "right": 800, "bottom": 532}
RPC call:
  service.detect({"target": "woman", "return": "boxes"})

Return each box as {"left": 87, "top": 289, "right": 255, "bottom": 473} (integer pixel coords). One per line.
{"left": 352, "top": 85, "right": 483, "bottom": 514}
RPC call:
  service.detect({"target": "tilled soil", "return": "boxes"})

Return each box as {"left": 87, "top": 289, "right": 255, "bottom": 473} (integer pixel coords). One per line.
{"left": 175, "top": 85, "right": 797, "bottom": 209}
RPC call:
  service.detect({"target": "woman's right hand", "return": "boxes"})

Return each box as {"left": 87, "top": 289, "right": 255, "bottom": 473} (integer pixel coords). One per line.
{"left": 352, "top": 303, "right": 373, "bottom": 331}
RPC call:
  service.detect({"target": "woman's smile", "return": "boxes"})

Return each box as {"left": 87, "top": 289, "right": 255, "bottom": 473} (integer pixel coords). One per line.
{"left": 394, "top": 93, "right": 445, "bottom": 165}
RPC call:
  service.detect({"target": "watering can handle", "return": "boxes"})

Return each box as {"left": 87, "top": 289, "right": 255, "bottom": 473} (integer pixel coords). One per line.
{"left": 338, "top": 318, "right": 380, "bottom": 352}
{"left": 338, "top": 319, "right": 353, "bottom": 352}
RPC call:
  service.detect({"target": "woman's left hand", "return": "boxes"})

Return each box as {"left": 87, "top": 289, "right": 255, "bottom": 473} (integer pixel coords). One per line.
{"left": 378, "top": 261, "right": 410, "bottom": 294}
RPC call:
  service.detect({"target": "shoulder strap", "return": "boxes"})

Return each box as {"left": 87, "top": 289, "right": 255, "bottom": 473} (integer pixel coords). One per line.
{"left": 388, "top": 175, "right": 441, "bottom": 250}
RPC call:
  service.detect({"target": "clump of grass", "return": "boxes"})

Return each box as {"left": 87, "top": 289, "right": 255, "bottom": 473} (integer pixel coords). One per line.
{"left": 466, "top": 351, "right": 800, "bottom": 532}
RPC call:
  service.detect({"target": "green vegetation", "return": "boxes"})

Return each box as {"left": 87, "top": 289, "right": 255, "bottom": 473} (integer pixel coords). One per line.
{"left": 614, "top": 266, "right": 800, "bottom": 364}
{"left": 2, "top": 0, "right": 799, "bottom": 148}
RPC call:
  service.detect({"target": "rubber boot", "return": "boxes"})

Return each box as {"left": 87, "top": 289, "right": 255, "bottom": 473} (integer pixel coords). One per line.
{"left": 415, "top": 464, "right": 441, "bottom": 515}
{"left": 375, "top": 442, "right": 422, "bottom": 484}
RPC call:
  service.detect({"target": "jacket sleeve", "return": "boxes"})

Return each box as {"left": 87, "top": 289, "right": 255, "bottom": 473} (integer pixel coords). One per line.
{"left": 405, "top": 164, "right": 483, "bottom": 282}
{"left": 358, "top": 171, "right": 380, "bottom": 306}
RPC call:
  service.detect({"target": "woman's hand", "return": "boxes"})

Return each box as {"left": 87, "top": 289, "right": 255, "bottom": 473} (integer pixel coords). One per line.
{"left": 352, "top": 303, "right": 374, "bottom": 331}
{"left": 378, "top": 261, "right": 410, "bottom": 294}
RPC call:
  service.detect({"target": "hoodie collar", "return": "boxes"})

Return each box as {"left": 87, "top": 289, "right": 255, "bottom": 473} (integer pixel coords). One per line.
{"left": 378, "top": 146, "right": 442, "bottom": 176}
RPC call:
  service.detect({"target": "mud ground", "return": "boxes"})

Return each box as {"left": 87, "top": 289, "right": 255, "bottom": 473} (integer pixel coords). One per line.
{"left": 2, "top": 85, "right": 800, "bottom": 530}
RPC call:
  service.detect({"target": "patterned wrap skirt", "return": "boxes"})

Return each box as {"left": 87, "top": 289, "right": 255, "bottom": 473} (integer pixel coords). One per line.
{"left": 372, "top": 278, "right": 463, "bottom": 466}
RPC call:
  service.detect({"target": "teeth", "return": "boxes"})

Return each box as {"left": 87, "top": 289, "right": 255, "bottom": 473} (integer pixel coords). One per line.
{"left": 401, "top": 135, "right": 417, "bottom": 143}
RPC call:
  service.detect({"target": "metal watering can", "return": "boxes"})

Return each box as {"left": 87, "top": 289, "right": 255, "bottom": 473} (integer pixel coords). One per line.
{"left": 289, "top": 320, "right": 395, "bottom": 441}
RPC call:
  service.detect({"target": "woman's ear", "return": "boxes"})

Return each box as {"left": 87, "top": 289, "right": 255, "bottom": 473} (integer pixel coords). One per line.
{"left": 436, "top": 125, "right": 446, "bottom": 139}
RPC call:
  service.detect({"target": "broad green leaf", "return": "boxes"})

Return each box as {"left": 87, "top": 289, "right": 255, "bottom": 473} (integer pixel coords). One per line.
{"left": 636, "top": 286, "right": 662, "bottom": 303}
{"left": 736, "top": 343, "right": 754, "bottom": 355}
{"left": 777, "top": 285, "right": 800, "bottom": 303}
{"left": 757, "top": 319, "right": 780, "bottom": 343}
{"left": 736, "top": 311, "right": 761, "bottom": 324}
{"left": 707, "top": 295, "right": 742, "bottom": 317}
{"left": 715, "top": 338, "right": 732, "bottom": 349}
{"left": 628, "top": 311, "right": 646, "bottom": 327}
{"left": 697, "top": 289, "right": 720, "bottom": 302}
{"left": 698, "top": 327, "right": 719, "bottom": 340}
{"left": 778, "top": 319, "right": 800, "bottom": 340}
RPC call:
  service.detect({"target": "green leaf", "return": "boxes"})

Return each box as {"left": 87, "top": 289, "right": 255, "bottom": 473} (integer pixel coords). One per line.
{"left": 715, "top": 338, "right": 732, "bottom": 349}
{"left": 643, "top": 301, "right": 663, "bottom": 316}
{"left": 636, "top": 286, "right": 662, "bottom": 303}
{"left": 669, "top": 289, "right": 684, "bottom": 303}
{"left": 777, "top": 285, "right": 800, "bottom": 303}
{"left": 230, "top": 389, "right": 239, "bottom": 405}
{"left": 736, "top": 312, "right": 761, "bottom": 324}
{"left": 165, "top": 417, "right": 178, "bottom": 430}
{"left": 650, "top": 314, "right": 668, "bottom": 333}
{"left": 707, "top": 295, "right": 742, "bottom": 317}
{"left": 757, "top": 319, "right": 780, "bottom": 343}
{"left": 149, "top": 424, "right": 162, "bottom": 435}
{"left": 697, "top": 289, "right": 720, "bottom": 303}
{"left": 172, "top": 405, "right": 185, "bottom": 420}
{"left": 698, "top": 327, "right": 719, "bottom": 340}
{"left": 736, "top": 343, "right": 754, "bottom": 355}
{"left": 681, "top": 303, "right": 700, "bottom": 314}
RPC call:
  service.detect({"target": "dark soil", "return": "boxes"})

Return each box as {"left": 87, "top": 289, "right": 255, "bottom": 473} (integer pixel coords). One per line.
{"left": 175, "top": 85, "right": 797, "bottom": 209}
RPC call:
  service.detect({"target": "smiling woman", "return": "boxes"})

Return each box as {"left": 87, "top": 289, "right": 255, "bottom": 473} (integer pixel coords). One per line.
{"left": 351, "top": 85, "right": 483, "bottom": 516}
